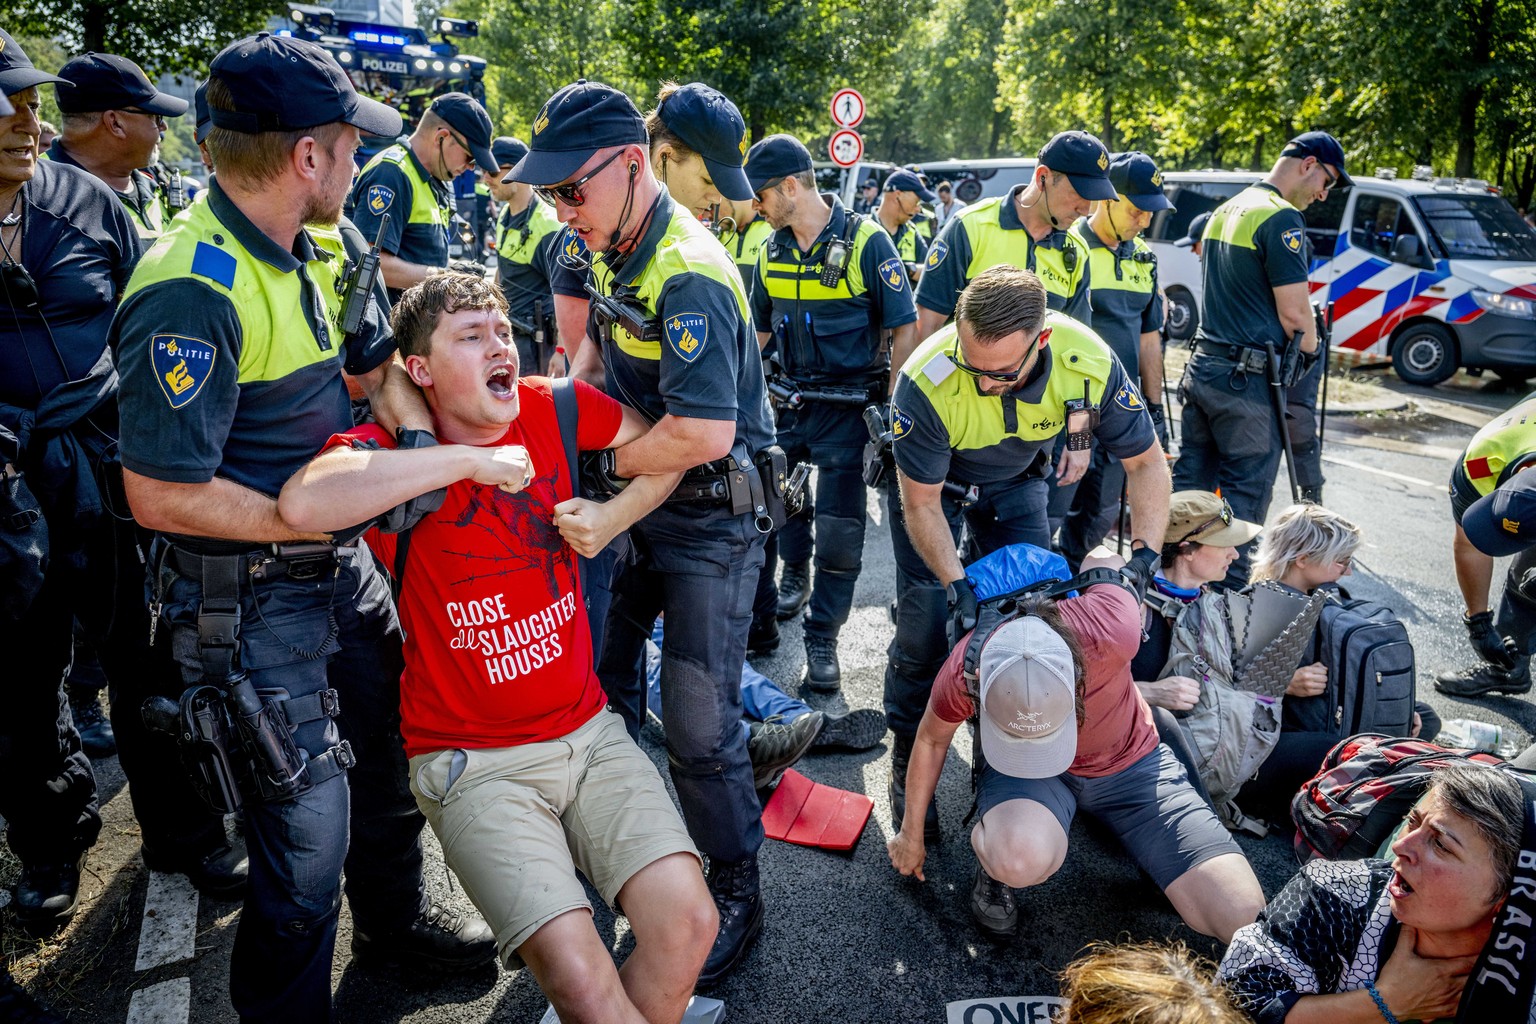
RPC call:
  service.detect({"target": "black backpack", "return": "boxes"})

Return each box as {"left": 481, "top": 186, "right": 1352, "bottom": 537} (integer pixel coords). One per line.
{"left": 1284, "top": 593, "right": 1415, "bottom": 739}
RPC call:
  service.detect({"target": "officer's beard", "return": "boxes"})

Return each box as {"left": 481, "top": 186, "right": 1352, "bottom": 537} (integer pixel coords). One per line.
{"left": 302, "top": 192, "right": 345, "bottom": 228}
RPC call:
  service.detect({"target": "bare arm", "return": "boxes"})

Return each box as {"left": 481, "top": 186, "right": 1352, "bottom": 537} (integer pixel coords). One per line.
{"left": 1273, "top": 281, "right": 1318, "bottom": 353}
{"left": 898, "top": 472, "right": 964, "bottom": 585}
{"left": 612, "top": 414, "right": 734, "bottom": 477}
{"left": 1138, "top": 329, "right": 1164, "bottom": 398}
{"left": 556, "top": 470, "right": 682, "bottom": 558}
{"left": 1122, "top": 443, "right": 1172, "bottom": 549}
{"left": 609, "top": 404, "right": 652, "bottom": 449}
{"left": 914, "top": 305, "right": 948, "bottom": 347}
{"left": 379, "top": 253, "right": 439, "bottom": 293}
{"left": 127, "top": 469, "right": 329, "bottom": 543}
{"left": 887, "top": 322, "right": 916, "bottom": 395}
{"left": 756, "top": 330, "right": 770, "bottom": 351}
{"left": 554, "top": 294, "right": 596, "bottom": 382}
{"left": 887, "top": 704, "right": 961, "bottom": 880}
{"left": 353, "top": 355, "right": 433, "bottom": 436}
{"left": 1453, "top": 522, "right": 1495, "bottom": 615}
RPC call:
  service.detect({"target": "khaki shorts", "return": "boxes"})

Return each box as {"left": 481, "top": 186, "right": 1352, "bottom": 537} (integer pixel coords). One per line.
{"left": 409, "top": 711, "right": 699, "bottom": 964}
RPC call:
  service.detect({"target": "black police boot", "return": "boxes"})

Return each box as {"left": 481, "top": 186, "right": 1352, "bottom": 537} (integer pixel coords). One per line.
{"left": 747, "top": 615, "right": 780, "bottom": 657}
{"left": 969, "top": 863, "right": 1018, "bottom": 941}
{"left": 1435, "top": 657, "right": 1533, "bottom": 697}
{"left": 13, "top": 854, "right": 86, "bottom": 936}
{"left": 812, "top": 708, "right": 888, "bottom": 753}
{"left": 0, "top": 971, "right": 71, "bottom": 1024}
{"left": 803, "top": 633, "right": 841, "bottom": 692}
{"left": 1299, "top": 485, "right": 1324, "bottom": 504}
{"left": 67, "top": 685, "right": 116, "bottom": 759}
{"left": 748, "top": 712, "right": 824, "bottom": 790}
{"left": 888, "top": 733, "right": 940, "bottom": 844}
{"left": 142, "top": 839, "right": 249, "bottom": 900}
{"left": 698, "top": 857, "right": 765, "bottom": 988}
{"left": 351, "top": 902, "right": 497, "bottom": 972}
{"left": 775, "top": 562, "right": 811, "bottom": 621}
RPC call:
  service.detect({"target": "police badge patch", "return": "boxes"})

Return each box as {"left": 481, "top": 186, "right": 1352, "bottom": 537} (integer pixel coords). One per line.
{"left": 557, "top": 228, "right": 588, "bottom": 270}
{"left": 665, "top": 312, "right": 708, "bottom": 363}
{"left": 892, "top": 406, "right": 914, "bottom": 438}
{"left": 926, "top": 240, "right": 948, "bottom": 270}
{"left": 1114, "top": 381, "right": 1145, "bottom": 411}
{"left": 367, "top": 184, "right": 394, "bottom": 215}
{"left": 151, "top": 335, "right": 217, "bottom": 410}
{"left": 1282, "top": 227, "right": 1303, "bottom": 254}
{"left": 879, "top": 258, "right": 906, "bottom": 291}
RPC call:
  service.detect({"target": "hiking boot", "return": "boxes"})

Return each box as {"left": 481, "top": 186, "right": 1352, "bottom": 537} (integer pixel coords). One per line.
{"left": 747, "top": 615, "right": 780, "bottom": 656}
{"left": 352, "top": 902, "right": 496, "bottom": 971}
{"left": 889, "top": 733, "right": 940, "bottom": 844}
{"left": 698, "top": 857, "right": 764, "bottom": 988}
{"left": 803, "top": 633, "right": 841, "bottom": 692}
{"left": 775, "top": 562, "right": 811, "bottom": 621}
{"left": 68, "top": 686, "right": 116, "bottom": 759}
{"left": 969, "top": 863, "right": 1018, "bottom": 941}
{"left": 748, "top": 712, "right": 824, "bottom": 789}
{"left": 1435, "top": 657, "right": 1532, "bottom": 697}
{"left": 142, "top": 839, "right": 249, "bottom": 900}
{"left": 812, "top": 708, "right": 887, "bottom": 753}
{"left": 0, "top": 971, "right": 70, "bottom": 1024}
{"left": 13, "top": 854, "right": 86, "bottom": 936}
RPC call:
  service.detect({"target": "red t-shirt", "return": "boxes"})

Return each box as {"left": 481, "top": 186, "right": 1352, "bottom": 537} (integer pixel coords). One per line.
{"left": 929, "top": 584, "right": 1158, "bottom": 778}
{"left": 333, "top": 377, "right": 624, "bottom": 757}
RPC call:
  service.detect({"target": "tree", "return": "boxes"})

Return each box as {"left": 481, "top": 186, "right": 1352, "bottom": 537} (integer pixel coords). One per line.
{"left": 7, "top": 0, "right": 271, "bottom": 77}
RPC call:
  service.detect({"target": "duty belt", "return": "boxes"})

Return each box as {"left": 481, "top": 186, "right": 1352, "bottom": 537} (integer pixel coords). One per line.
{"left": 168, "top": 541, "right": 349, "bottom": 583}
{"left": 1194, "top": 338, "right": 1270, "bottom": 375}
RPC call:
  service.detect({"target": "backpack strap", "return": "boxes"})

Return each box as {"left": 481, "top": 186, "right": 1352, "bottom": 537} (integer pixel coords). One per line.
{"left": 552, "top": 377, "right": 579, "bottom": 491}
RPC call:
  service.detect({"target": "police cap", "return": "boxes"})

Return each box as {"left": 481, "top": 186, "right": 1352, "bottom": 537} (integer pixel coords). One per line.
{"left": 430, "top": 92, "right": 498, "bottom": 174}
{"left": 491, "top": 136, "right": 528, "bottom": 169}
{"left": 1175, "top": 211, "right": 1211, "bottom": 249}
{"left": 1108, "top": 151, "right": 1173, "bottom": 212}
{"left": 657, "top": 83, "right": 752, "bottom": 202}
{"left": 0, "top": 93, "right": 11, "bottom": 117}
{"left": 0, "top": 29, "right": 69, "bottom": 97}
{"left": 505, "top": 80, "right": 646, "bottom": 186}
{"left": 1282, "top": 130, "right": 1353, "bottom": 188}
{"left": 1037, "top": 130, "right": 1116, "bottom": 202}
{"left": 56, "top": 52, "right": 188, "bottom": 116}
{"left": 884, "top": 168, "right": 937, "bottom": 203}
{"left": 1463, "top": 473, "right": 1536, "bottom": 557}
{"left": 193, "top": 80, "right": 211, "bottom": 145}
{"left": 207, "top": 33, "right": 401, "bottom": 138}
{"left": 745, "top": 134, "right": 812, "bottom": 193}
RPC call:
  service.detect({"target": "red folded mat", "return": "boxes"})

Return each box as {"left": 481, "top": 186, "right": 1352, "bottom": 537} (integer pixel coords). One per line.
{"left": 761, "top": 769, "right": 874, "bottom": 851}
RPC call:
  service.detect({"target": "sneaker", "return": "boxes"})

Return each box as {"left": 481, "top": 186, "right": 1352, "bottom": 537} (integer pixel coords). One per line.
{"left": 1435, "top": 658, "right": 1532, "bottom": 697}
{"left": 747, "top": 615, "right": 780, "bottom": 657}
{"left": 803, "top": 634, "right": 841, "bottom": 692}
{"left": 697, "top": 858, "right": 764, "bottom": 988}
{"left": 13, "top": 854, "right": 86, "bottom": 936}
{"left": 747, "top": 712, "right": 824, "bottom": 789}
{"left": 142, "top": 839, "right": 249, "bottom": 900}
{"left": 351, "top": 902, "right": 497, "bottom": 972}
{"left": 775, "top": 562, "right": 811, "bottom": 621}
{"left": 969, "top": 863, "right": 1018, "bottom": 940}
{"left": 68, "top": 687, "right": 116, "bottom": 759}
{"left": 0, "top": 971, "right": 70, "bottom": 1024}
{"left": 889, "top": 734, "right": 940, "bottom": 844}
{"left": 812, "top": 708, "right": 887, "bottom": 753}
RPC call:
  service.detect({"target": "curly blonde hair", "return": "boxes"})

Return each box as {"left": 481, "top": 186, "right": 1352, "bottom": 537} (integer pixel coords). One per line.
{"left": 1060, "top": 941, "right": 1245, "bottom": 1024}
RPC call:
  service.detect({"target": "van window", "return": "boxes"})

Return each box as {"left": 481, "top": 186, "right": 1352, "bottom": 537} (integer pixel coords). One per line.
{"left": 1347, "top": 194, "right": 1414, "bottom": 260}
{"left": 1146, "top": 181, "right": 1246, "bottom": 243}
{"left": 1415, "top": 194, "right": 1536, "bottom": 261}
{"left": 1303, "top": 190, "right": 1347, "bottom": 259}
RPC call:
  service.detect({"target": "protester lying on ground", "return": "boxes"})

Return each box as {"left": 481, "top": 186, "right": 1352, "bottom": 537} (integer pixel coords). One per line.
{"left": 1060, "top": 940, "right": 1246, "bottom": 1024}
{"left": 278, "top": 273, "right": 717, "bottom": 1024}
{"left": 887, "top": 552, "right": 1264, "bottom": 944}
{"left": 1220, "top": 763, "right": 1532, "bottom": 1024}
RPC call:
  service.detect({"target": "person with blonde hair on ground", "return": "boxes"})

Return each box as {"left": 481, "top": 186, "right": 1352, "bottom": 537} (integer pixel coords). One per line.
{"left": 1060, "top": 940, "right": 1246, "bottom": 1024}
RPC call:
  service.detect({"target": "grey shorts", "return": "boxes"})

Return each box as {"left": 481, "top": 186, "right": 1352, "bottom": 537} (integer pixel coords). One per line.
{"left": 976, "top": 743, "right": 1241, "bottom": 890}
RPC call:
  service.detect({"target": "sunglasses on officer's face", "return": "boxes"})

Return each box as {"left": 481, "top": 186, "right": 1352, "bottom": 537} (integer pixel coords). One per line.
{"left": 534, "top": 150, "right": 624, "bottom": 209}
{"left": 950, "top": 336, "right": 1040, "bottom": 383}
{"left": 753, "top": 177, "right": 785, "bottom": 204}
{"left": 1318, "top": 162, "right": 1339, "bottom": 192}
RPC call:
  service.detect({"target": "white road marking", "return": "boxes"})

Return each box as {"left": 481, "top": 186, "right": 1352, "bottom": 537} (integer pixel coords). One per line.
{"left": 126, "top": 978, "right": 191, "bottom": 1024}
{"left": 134, "top": 870, "right": 199, "bottom": 971}
{"left": 1320, "top": 453, "right": 1440, "bottom": 490}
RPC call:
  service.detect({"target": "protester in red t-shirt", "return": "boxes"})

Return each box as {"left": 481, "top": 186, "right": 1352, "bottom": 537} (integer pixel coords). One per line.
{"left": 278, "top": 273, "right": 717, "bottom": 1024}
{"left": 886, "top": 558, "right": 1264, "bottom": 946}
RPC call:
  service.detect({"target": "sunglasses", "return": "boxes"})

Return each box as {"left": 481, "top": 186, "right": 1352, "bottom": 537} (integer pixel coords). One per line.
{"left": 753, "top": 177, "right": 785, "bottom": 204}
{"left": 534, "top": 150, "right": 624, "bottom": 208}
{"left": 1319, "top": 162, "right": 1339, "bottom": 192}
{"left": 1176, "top": 500, "right": 1234, "bottom": 544}
{"left": 950, "top": 339, "right": 1036, "bottom": 383}
{"left": 120, "top": 108, "right": 167, "bottom": 128}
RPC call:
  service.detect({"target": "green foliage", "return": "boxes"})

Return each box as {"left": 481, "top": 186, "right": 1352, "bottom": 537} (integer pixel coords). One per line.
{"left": 8, "top": 0, "right": 270, "bottom": 78}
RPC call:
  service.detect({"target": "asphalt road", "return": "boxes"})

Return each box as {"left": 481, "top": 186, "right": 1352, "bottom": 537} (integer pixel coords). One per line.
{"left": 8, "top": 365, "right": 1534, "bottom": 1024}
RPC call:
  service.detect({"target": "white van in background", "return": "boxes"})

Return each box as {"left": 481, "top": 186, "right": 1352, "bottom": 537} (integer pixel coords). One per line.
{"left": 915, "top": 158, "right": 1037, "bottom": 205}
{"left": 1146, "top": 170, "right": 1536, "bottom": 384}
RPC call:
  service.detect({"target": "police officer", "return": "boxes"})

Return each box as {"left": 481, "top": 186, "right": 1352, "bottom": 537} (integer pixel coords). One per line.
{"left": 1174, "top": 210, "right": 1212, "bottom": 257}
{"left": 48, "top": 53, "right": 189, "bottom": 239}
{"left": 484, "top": 136, "right": 561, "bottom": 373}
{"left": 506, "top": 79, "right": 775, "bottom": 985}
{"left": 1171, "top": 131, "right": 1349, "bottom": 585}
{"left": 912, "top": 130, "right": 1112, "bottom": 356}
{"left": 746, "top": 134, "right": 917, "bottom": 688}
{"left": 348, "top": 90, "right": 499, "bottom": 297}
{"left": 112, "top": 34, "right": 494, "bottom": 1021}
{"left": 853, "top": 175, "right": 879, "bottom": 215}
{"left": 873, "top": 167, "right": 932, "bottom": 281}
{"left": 885, "top": 265, "right": 1170, "bottom": 840}
{"left": 1436, "top": 393, "right": 1536, "bottom": 697}
{"left": 1053, "top": 152, "right": 1173, "bottom": 566}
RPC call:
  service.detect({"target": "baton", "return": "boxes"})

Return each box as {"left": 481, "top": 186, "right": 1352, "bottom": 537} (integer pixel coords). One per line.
{"left": 1317, "top": 301, "right": 1334, "bottom": 446}
{"left": 1262, "top": 332, "right": 1302, "bottom": 504}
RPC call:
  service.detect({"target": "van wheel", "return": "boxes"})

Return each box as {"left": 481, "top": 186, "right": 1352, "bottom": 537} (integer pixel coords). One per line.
{"left": 1391, "top": 323, "right": 1458, "bottom": 386}
{"left": 1165, "top": 286, "right": 1198, "bottom": 343}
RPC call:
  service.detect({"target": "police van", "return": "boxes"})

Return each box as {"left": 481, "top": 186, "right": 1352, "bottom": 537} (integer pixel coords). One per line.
{"left": 1147, "top": 170, "right": 1536, "bottom": 384}
{"left": 916, "top": 158, "right": 1038, "bottom": 205}
{"left": 813, "top": 160, "right": 897, "bottom": 208}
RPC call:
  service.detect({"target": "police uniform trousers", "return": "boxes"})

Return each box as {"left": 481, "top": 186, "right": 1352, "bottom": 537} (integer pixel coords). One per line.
{"left": 883, "top": 471, "right": 1051, "bottom": 740}
{"left": 1171, "top": 347, "right": 1284, "bottom": 587}
{"left": 155, "top": 541, "right": 424, "bottom": 1024}
{"left": 1285, "top": 352, "right": 1325, "bottom": 493}
{"left": 596, "top": 504, "right": 766, "bottom": 864}
{"left": 762, "top": 401, "right": 869, "bottom": 638}
{"left": 1047, "top": 438, "right": 1128, "bottom": 570}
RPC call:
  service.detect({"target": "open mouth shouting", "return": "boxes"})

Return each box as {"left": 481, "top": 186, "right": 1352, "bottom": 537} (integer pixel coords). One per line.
{"left": 486, "top": 363, "right": 516, "bottom": 399}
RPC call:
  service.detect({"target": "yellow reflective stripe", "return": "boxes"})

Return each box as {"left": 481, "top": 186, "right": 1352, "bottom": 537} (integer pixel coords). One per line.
{"left": 363, "top": 146, "right": 448, "bottom": 228}
{"left": 759, "top": 218, "right": 879, "bottom": 301}
{"left": 1208, "top": 187, "right": 1293, "bottom": 251}
{"left": 1465, "top": 394, "right": 1536, "bottom": 495}
{"left": 961, "top": 197, "right": 1085, "bottom": 302}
